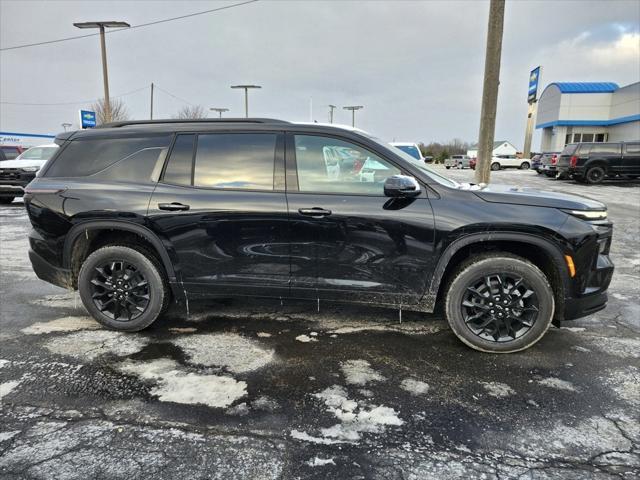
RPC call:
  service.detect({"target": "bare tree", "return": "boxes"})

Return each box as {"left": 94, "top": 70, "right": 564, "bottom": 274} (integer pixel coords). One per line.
{"left": 174, "top": 105, "right": 207, "bottom": 119}
{"left": 91, "top": 98, "right": 130, "bottom": 125}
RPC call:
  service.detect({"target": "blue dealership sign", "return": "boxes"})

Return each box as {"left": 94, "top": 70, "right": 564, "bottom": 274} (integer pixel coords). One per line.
{"left": 79, "top": 109, "right": 97, "bottom": 129}
{"left": 528, "top": 66, "right": 541, "bottom": 104}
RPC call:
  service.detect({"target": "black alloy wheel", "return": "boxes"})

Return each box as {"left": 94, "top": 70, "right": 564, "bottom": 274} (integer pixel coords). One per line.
{"left": 585, "top": 166, "right": 605, "bottom": 184}
{"left": 89, "top": 260, "right": 150, "bottom": 322}
{"left": 461, "top": 273, "right": 538, "bottom": 343}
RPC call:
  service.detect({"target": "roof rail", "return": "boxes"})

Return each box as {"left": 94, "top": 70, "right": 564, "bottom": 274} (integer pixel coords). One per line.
{"left": 98, "top": 118, "right": 290, "bottom": 128}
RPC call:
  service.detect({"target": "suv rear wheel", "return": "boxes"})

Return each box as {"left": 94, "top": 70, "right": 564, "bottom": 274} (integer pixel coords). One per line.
{"left": 520, "top": 161, "right": 530, "bottom": 170}
{"left": 491, "top": 162, "right": 500, "bottom": 171}
{"left": 78, "top": 245, "right": 169, "bottom": 331}
{"left": 444, "top": 253, "right": 554, "bottom": 353}
{"left": 585, "top": 166, "right": 606, "bottom": 184}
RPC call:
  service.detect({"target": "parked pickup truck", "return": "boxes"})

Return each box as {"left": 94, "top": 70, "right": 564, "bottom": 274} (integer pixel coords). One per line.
{"left": 0, "top": 144, "right": 58, "bottom": 204}
{"left": 445, "top": 155, "right": 471, "bottom": 169}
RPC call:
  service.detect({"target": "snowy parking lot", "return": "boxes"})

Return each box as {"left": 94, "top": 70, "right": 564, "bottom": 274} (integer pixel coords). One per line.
{"left": 1, "top": 168, "right": 639, "bottom": 479}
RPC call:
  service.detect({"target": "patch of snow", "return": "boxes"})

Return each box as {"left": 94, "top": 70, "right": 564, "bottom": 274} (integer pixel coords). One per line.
{"left": 588, "top": 336, "right": 640, "bottom": 359}
{"left": 295, "top": 334, "right": 317, "bottom": 343}
{"left": 480, "top": 381, "right": 515, "bottom": 398}
{"left": 400, "top": 378, "right": 430, "bottom": 396}
{"left": 171, "top": 333, "right": 274, "bottom": 373}
{"left": 537, "top": 377, "right": 578, "bottom": 392}
{"left": 340, "top": 359, "right": 384, "bottom": 386}
{"left": 0, "top": 380, "right": 21, "bottom": 401}
{"left": 21, "top": 316, "right": 99, "bottom": 335}
{"left": 290, "top": 430, "right": 347, "bottom": 445}
{"left": 612, "top": 293, "right": 629, "bottom": 301}
{"left": 309, "top": 331, "right": 318, "bottom": 336}
{"left": 31, "top": 293, "right": 78, "bottom": 309}
{"left": 119, "top": 358, "right": 246, "bottom": 408}
{"left": 603, "top": 366, "right": 640, "bottom": 407}
{"left": 0, "top": 359, "right": 9, "bottom": 368}
{"left": 256, "top": 332, "right": 272, "bottom": 338}
{"left": 44, "top": 330, "right": 148, "bottom": 360}
{"left": 560, "top": 327, "right": 586, "bottom": 332}
{"left": 0, "top": 431, "right": 21, "bottom": 442}
{"left": 168, "top": 327, "right": 198, "bottom": 334}
{"left": 306, "top": 457, "right": 335, "bottom": 467}
{"left": 226, "top": 402, "right": 250, "bottom": 416}
{"left": 571, "top": 346, "right": 591, "bottom": 353}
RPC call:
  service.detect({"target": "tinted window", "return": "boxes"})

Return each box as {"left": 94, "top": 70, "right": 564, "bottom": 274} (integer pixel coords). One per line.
{"left": 590, "top": 143, "right": 620, "bottom": 155}
{"left": 194, "top": 134, "right": 276, "bottom": 190}
{"left": 163, "top": 134, "right": 195, "bottom": 186}
{"left": 94, "top": 147, "right": 167, "bottom": 183}
{"left": 625, "top": 143, "right": 640, "bottom": 154}
{"left": 560, "top": 144, "right": 577, "bottom": 155}
{"left": 1, "top": 147, "right": 19, "bottom": 159}
{"left": 294, "top": 135, "right": 400, "bottom": 195}
{"left": 46, "top": 135, "right": 171, "bottom": 177}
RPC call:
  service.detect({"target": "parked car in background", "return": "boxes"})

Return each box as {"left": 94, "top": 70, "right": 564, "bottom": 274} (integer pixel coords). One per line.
{"left": 0, "top": 145, "right": 26, "bottom": 161}
{"left": 0, "top": 143, "right": 58, "bottom": 204}
{"left": 390, "top": 142, "right": 425, "bottom": 162}
{"left": 24, "top": 118, "right": 614, "bottom": 353}
{"left": 489, "top": 155, "right": 531, "bottom": 171}
{"left": 538, "top": 152, "right": 560, "bottom": 177}
{"left": 530, "top": 154, "right": 542, "bottom": 172}
{"left": 557, "top": 141, "right": 640, "bottom": 184}
{"left": 445, "top": 155, "right": 470, "bottom": 169}
{"left": 469, "top": 157, "right": 476, "bottom": 169}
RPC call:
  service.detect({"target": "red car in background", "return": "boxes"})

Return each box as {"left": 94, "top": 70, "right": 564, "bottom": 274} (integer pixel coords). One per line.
{"left": 469, "top": 157, "right": 477, "bottom": 169}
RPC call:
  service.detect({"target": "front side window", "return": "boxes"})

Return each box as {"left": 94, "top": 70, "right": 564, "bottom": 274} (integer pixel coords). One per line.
{"left": 294, "top": 135, "right": 400, "bottom": 195}
{"left": 194, "top": 133, "right": 276, "bottom": 190}
{"left": 590, "top": 143, "right": 620, "bottom": 155}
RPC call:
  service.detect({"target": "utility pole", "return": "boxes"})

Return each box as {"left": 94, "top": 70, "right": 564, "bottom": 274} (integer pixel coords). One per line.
{"left": 343, "top": 105, "right": 363, "bottom": 127}
{"left": 328, "top": 105, "right": 337, "bottom": 123}
{"left": 231, "top": 84, "right": 261, "bottom": 118}
{"left": 73, "top": 21, "right": 130, "bottom": 124}
{"left": 210, "top": 107, "right": 229, "bottom": 118}
{"left": 150, "top": 82, "right": 154, "bottom": 120}
{"left": 474, "top": 0, "right": 505, "bottom": 185}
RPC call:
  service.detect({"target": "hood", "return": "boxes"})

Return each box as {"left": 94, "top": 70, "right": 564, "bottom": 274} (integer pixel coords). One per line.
{"left": 473, "top": 184, "right": 606, "bottom": 211}
{"left": 0, "top": 158, "right": 48, "bottom": 169}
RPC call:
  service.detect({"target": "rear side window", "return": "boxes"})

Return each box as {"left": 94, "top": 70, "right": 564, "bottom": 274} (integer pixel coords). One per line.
{"left": 560, "top": 144, "right": 577, "bottom": 156}
{"left": 193, "top": 133, "right": 276, "bottom": 190}
{"left": 46, "top": 135, "right": 171, "bottom": 177}
{"left": 589, "top": 143, "right": 620, "bottom": 155}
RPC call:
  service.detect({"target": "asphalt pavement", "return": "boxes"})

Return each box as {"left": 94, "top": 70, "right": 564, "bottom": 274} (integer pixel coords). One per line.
{"left": 1, "top": 167, "right": 638, "bottom": 479}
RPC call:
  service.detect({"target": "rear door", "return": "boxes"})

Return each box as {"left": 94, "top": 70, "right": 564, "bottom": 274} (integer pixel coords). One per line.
{"left": 147, "top": 131, "right": 290, "bottom": 298}
{"left": 623, "top": 142, "right": 640, "bottom": 176}
{"left": 285, "top": 133, "right": 435, "bottom": 306}
{"left": 588, "top": 143, "right": 622, "bottom": 173}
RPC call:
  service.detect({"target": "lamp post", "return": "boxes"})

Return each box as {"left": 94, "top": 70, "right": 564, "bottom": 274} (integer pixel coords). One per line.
{"left": 343, "top": 105, "right": 363, "bottom": 127}
{"left": 230, "top": 84, "right": 261, "bottom": 118}
{"left": 328, "top": 105, "right": 337, "bottom": 123}
{"left": 73, "top": 21, "right": 130, "bottom": 123}
{"left": 61, "top": 123, "right": 72, "bottom": 132}
{"left": 210, "top": 107, "right": 229, "bottom": 118}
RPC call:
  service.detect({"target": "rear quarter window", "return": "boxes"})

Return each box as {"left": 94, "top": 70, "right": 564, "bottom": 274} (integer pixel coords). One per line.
{"left": 45, "top": 135, "right": 172, "bottom": 178}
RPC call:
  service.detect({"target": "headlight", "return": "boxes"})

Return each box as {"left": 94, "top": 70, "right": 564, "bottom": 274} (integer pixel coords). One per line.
{"left": 563, "top": 209, "right": 607, "bottom": 221}
{"left": 22, "top": 167, "right": 40, "bottom": 173}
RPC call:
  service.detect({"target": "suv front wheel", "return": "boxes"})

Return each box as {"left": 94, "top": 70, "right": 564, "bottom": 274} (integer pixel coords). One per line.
{"left": 445, "top": 254, "right": 554, "bottom": 353}
{"left": 78, "top": 245, "right": 169, "bottom": 331}
{"left": 585, "top": 166, "right": 606, "bottom": 184}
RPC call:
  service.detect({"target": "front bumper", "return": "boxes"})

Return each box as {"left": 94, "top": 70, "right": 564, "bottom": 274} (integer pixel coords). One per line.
{"left": 0, "top": 174, "right": 35, "bottom": 196}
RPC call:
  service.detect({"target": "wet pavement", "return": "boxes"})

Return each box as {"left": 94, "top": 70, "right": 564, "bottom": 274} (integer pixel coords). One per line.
{"left": 1, "top": 168, "right": 639, "bottom": 479}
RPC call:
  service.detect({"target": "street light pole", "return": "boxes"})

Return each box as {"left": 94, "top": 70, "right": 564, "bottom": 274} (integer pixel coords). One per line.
{"left": 210, "top": 107, "right": 230, "bottom": 118}
{"left": 343, "top": 105, "right": 363, "bottom": 127}
{"left": 328, "top": 105, "right": 337, "bottom": 123}
{"left": 230, "top": 85, "right": 261, "bottom": 118}
{"left": 61, "top": 123, "right": 72, "bottom": 132}
{"left": 73, "top": 21, "right": 130, "bottom": 124}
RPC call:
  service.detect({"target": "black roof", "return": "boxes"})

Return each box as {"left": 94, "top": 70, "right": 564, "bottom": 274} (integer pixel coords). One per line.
{"left": 98, "top": 118, "right": 290, "bottom": 128}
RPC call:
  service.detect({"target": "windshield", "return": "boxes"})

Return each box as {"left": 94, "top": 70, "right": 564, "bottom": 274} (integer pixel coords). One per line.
{"left": 18, "top": 146, "right": 58, "bottom": 160}
{"left": 394, "top": 145, "right": 422, "bottom": 160}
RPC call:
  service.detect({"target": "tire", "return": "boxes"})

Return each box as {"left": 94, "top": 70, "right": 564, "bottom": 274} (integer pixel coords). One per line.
{"left": 585, "top": 166, "right": 606, "bottom": 185}
{"left": 536, "top": 169, "right": 543, "bottom": 175}
{"left": 0, "top": 197, "right": 15, "bottom": 204}
{"left": 78, "top": 245, "right": 169, "bottom": 331}
{"left": 490, "top": 162, "right": 500, "bottom": 171}
{"left": 445, "top": 166, "right": 451, "bottom": 169}
{"left": 520, "top": 162, "right": 530, "bottom": 170}
{"left": 444, "top": 253, "right": 554, "bottom": 353}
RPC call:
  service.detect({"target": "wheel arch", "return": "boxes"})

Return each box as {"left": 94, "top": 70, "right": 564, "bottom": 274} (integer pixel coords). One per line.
{"left": 425, "top": 232, "right": 570, "bottom": 321}
{"left": 63, "top": 220, "right": 183, "bottom": 299}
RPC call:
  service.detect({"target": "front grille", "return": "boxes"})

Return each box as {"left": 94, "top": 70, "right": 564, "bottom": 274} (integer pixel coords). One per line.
{"left": 0, "top": 168, "right": 21, "bottom": 180}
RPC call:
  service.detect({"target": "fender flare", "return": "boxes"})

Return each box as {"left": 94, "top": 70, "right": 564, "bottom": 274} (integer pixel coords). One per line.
{"left": 425, "top": 231, "right": 570, "bottom": 300}
{"left": 63, "top": 220, "right": 179, "bottom": 284}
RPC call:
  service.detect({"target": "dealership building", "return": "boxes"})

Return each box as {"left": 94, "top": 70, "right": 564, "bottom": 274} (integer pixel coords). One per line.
{"left": 536, "top": 81, "right": 640, "bottom": 152}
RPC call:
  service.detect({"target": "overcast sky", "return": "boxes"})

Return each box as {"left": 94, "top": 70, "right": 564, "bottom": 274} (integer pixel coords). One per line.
{"left": 1, "top": 0, "right": 639, "bottom": 148}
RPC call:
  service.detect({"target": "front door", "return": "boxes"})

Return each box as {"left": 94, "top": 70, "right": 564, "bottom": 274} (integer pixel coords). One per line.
{"left": 623, "top": 142, "right": 640, "bottom": 176}
{"left": 286, "top": 133, "right": 435, "bottom": 306}
{"left": 147, "top": 131, "right": 290, "bottom": 298}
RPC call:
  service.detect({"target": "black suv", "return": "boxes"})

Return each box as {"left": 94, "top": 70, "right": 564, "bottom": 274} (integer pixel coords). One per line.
{"left": 25, "top": 119, "right": 614, "bottom": 353}
{"left": 557, "top": 141, "right": 640, "bottom": 184}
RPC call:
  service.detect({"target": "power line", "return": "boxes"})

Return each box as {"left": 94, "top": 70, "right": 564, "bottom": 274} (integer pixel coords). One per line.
{"left": 0, "top": 85, "right": 150, "bottom": 106}
{"left": 0, "top": 0, "right": 260, "bottom": 52}
{"left": 154, "top": 85, "right": 197, "bottom": 107}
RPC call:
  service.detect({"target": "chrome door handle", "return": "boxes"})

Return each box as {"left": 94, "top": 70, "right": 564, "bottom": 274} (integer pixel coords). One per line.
{"left": 158, "top": 202, "right": 190, "bottom": 211}
{"left": 298, "top": 207, "right": 332, "bottom": 218}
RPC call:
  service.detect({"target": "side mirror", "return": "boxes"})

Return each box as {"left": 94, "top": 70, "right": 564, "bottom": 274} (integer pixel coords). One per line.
{"left": 384, "top": 175, "right": 421, "bottom": 198}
